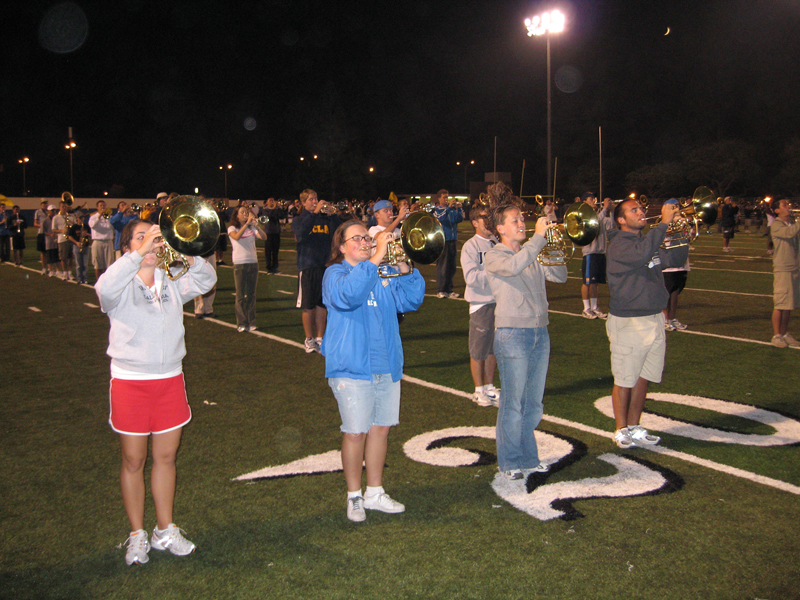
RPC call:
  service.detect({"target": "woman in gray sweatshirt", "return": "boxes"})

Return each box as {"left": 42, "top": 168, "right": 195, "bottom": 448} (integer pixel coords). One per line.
{"left": 485, "top": 194, "right": 567, "bottom": 481}
{"left": 96, "top": 219, "right": 216, "bottom": 566}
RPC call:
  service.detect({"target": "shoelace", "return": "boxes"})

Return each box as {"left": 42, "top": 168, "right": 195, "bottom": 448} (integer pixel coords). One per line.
{"left": 350, "top": 497, "right": 364, "bottom": 510}
{"left": 124, "top": 531, "right": 148, "bottom": 551}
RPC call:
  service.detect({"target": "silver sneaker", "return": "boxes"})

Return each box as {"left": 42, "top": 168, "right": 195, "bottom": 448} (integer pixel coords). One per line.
{"left": 628, "top": 425, "right": 660, "bottom": 446}
{"left": 500, "top": 469, "right": 524, "bottom": 480}
{"left": 671, "top": 319, "right": 688, "bottom": 330}
{"left": 363, "top": 491, "right": 405, "bottom": 513}
{"left": 124, "top": 529, "right": 150, "bottom": 565}
{"left": 304, "top": 338, "right": 318, "bottom": 353}
{"left": 347, "top": 496, "right": 366, "bottom": 522}
{"left": 150, "top": 524, "right": 196, "bottom": 556}
{"left": 614, "top": 427, "right": 634, "bottom": 449}
{"left": 581, "top": 309, "right": 598, "bottom": 319}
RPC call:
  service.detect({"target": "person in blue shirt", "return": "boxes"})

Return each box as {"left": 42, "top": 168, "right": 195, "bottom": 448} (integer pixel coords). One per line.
{"left": 430, "top": 189, "right": 464, "bottom": 298}
{"left": 110, "top": 202, "right": 137, "bottom": 258}
{"left": 321, "top": 220, "right": 425, "bottom": 522}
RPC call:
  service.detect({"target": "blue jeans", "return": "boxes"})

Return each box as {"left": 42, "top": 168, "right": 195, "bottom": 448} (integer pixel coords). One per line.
{"left": 494, "top": 327, "right": 550, "bottom": 471}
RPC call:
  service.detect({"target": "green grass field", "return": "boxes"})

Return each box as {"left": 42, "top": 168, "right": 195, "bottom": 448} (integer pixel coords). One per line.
{"left": 1, "top": 224, "right": 799, "bottom": 600}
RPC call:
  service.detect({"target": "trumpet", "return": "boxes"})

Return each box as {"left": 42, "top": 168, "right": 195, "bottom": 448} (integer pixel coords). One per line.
{"left": 318, "top": 201, "right": 337, "bottom": 215}
{"left": 130, "top": 203, "right": 142, "bottom": 214}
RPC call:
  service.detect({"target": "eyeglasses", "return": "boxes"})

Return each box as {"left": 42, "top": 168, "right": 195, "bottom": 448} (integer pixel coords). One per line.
{"left": 345, "top": 234, "right": 373, "bottom": 244}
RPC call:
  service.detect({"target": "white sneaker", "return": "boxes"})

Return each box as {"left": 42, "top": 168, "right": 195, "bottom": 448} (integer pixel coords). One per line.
{"left": 772, "top": 335, "right": 788, "bottom": 348}
{"left": 783, "top": 333, "right": 800, "bottom": 348}
{"left": 347, "top": 496, "right": 366, "bottom": 522}
{"left": 304, "top": 338, "right": 317, "bottom": 353}
{"left": 628, "top": 425, "right": 660, "bottom": 446}
{"left": 472, "top": 391, "right": 493, "bottom": 407}
{"left": 592, "top": 308, "right": 608, "bottom": 319}
{"left": 448, "top": 292, "right": 460, "bottom": 299}
{"left": 500, "top": 469, "right": 523, "bottom": 480}
{"left": 436, "top": 292, "right": 447, "bottom": 299}
{"left": 237, "top": 326, "right": 246, "bottom": 333}
{"left": 665, "top": 321, "right": 675, "bottom": 331}
{"left": 522, "top": 463, "right": 550, "bottom": 475}
{"left": 671, "top": 319, "right": 688, "bottom": 330}
{"left": 484, "top": 385, "right": 501, "bottom": 407}
{"left": 614, "top": 427, "right": 634, "bottom": 449}
{"left": 41, "top": 268, "right": 47, "bottom": 275}
{"left": 363, "top": 491, "right": 405, "bottom": 513}
{"left": 581, "top": 309, "right": 598, "bottom": 319}
{"left": 150, "top": 523, "right": 196, "bottom": 556}
{"left": 124, "top": 529, "right": 150, "bottom": 565}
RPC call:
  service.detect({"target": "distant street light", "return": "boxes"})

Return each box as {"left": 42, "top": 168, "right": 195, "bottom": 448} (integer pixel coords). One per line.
{"left": 456, "top": 160, "right": 475, "bottom": 194}
{"left": 64, "top": 140, "right": 77, "bottom": 195}
{"left": 220, "top": 164, "right": 232, "bottom": 197}
{"left": 525, "top": 9, "right": 566, "bottom": 198}
{"left": 18, "top": 157, "right": 30, "bottom": 196}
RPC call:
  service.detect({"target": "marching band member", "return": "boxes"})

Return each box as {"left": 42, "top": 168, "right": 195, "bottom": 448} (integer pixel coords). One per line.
{"left": 95, "top": 218, "right": 216, "bottom": 566}
{"left": 228, "top": 205, "right": 266, "bottom": 332}
{"left": 321, "top": 220, "right": 425, "bottom": 522}
{"left": 605, "top": 198, "right": 687, "bottom": 448}
{"left": 88, "top": 200, "right": 115, "bottom": 278}
{"left": 484, "top": 182, "right": 567, "bottom": 480}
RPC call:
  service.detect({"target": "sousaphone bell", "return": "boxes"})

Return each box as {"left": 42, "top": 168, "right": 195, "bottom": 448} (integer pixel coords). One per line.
{"left": 158, "top": 196, "right": 220, "bottom": 280}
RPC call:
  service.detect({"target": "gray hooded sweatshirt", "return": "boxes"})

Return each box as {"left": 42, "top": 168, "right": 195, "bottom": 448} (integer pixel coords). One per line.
{"left": 606, "top": 223, "right": 689, "bottom": 318}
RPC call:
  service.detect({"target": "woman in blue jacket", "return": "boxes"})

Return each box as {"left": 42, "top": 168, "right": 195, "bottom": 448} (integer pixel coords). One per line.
{"left": 321, "top": 220, "right": 425, "bottom": 522}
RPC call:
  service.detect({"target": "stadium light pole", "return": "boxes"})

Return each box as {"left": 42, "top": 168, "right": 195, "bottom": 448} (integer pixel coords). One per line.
{"left": 64, "top": 140, "right": 77, "bottom": 195}
{"left": 525, "top": 10, "right": 565, "bottom": 199}
{"left": 456, "top": 160, "right": 475, "bottom": 194}
{"left": 18, "top": 157, "right": 30, "bottom": 196}
{"left": 220, "top": 164, "right": 232, "bottom": 197}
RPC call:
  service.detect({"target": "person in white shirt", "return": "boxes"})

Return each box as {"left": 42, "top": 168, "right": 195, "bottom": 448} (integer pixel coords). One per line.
{"left": 88, "top": 200, "right": 115, "bottom": 278}
{"left": 460, "top": 206, "right": 501, "bottom": 407}
{"left": 368, "top": 199, "right": 409, "bottom": 249}
{"left": 228, "top": 205, "right": 267, "bottom": 332}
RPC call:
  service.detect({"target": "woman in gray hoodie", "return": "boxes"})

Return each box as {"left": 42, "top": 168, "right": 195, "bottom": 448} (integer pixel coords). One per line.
{"left": 485, "top": 188, "right": 567, "bottom": 481}
{"left": 96, "top": 219, "right": 216, "bottom": 566}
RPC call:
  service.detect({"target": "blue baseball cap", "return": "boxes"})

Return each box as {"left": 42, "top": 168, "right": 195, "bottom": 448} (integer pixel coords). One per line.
{"left": 664, "top": 198, "right": 679, "bottom": 205}
{"left": 373, "top": 200, "right": 393, "bottom": 212}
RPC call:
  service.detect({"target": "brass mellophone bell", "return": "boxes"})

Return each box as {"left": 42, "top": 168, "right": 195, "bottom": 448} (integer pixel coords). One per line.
{"left": 378, "top": 211, "right": 445, "bottom": 278}
{"left": 156, "top": 195, "right": 221, "bottom": 280}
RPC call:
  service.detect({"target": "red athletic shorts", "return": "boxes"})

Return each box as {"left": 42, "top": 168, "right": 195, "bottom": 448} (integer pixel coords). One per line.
{"left": 109, "top": 374, "right": 192, "bottom": 435}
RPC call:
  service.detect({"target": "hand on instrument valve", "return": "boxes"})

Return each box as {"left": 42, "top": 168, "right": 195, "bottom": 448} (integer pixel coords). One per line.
{"left": 534, "top": 216, "right": 552, "bottom": 238}
{"left": 136, "top": 224, "right": 165, "bottom": 258}
{"left": 660, "top": 202, "right": 679, "bottom": 225}
{"left": 369, "top": 230, "right": 393, "bottom": 266}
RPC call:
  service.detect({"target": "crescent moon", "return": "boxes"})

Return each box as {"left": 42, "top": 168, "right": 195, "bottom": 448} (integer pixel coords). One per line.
{"left": 665, "top": 27, "right": 671, "bottom": 35}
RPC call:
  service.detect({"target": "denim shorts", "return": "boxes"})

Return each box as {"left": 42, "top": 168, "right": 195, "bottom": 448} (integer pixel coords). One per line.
{"left": 329, "top": 374, "right": 400, "bottom": 434}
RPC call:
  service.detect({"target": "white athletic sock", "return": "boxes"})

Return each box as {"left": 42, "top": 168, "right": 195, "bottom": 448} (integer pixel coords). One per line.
{"left": 590, "top": 298, "right": 598, "bottom": 310}
{"left": 365, "top": 485, "right": 384, "bottom": 498}
{"left": 582, "top": 299, "right": 591, "bottom": 311}
{"left": 347, "top": 490, "right": 363, "bottom": 499}
{"left": 475, "top": 385, "right": 485, "bottom": 393}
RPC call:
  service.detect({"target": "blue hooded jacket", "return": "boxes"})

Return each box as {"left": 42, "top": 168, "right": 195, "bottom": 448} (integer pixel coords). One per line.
{"left": 321, "top": 260, "right": 425, "bottom": 382}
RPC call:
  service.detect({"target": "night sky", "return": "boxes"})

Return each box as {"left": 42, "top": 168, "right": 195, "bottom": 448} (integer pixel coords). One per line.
{"left": 3, "top": 0, "right": 800, "bottom": 201}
